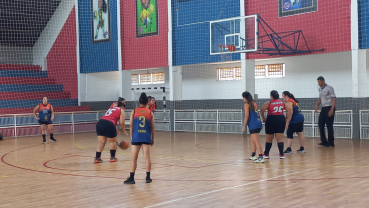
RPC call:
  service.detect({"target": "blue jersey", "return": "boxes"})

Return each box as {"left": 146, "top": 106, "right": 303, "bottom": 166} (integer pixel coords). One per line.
{"left": 288, "top": 99, "right": 304, "bottom": 123}
{"left": 38, "top": 103, "right": 52, "bottom": 123}
{"left": 246, "top": 102, "right": 263, "bottom": 130}
{"left": 131, "top": 107, "right": 152, "bottom": 143}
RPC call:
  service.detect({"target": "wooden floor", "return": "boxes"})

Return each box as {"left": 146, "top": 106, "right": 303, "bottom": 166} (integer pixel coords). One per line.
{"left": 1, "top": 132, "right": 369, "bottom": 208}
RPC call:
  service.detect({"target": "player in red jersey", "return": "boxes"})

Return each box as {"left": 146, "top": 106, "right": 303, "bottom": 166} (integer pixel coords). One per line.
{"left": 94, "top": 102, "right": 128, "bottom": 163}
{"left": 124, "top": 92, "right": 155, "bottom": 184}
{"left": 33, "top": 97, "right": 56, "bottom": 143}
{"left": 110, "top": 97, "right": 125, "bottom": 109}
{"left": 147, "top": 97, "right": 156, "bottom": 113}
{"left": 260, "top": 90, "right": 292, "bottom": 159}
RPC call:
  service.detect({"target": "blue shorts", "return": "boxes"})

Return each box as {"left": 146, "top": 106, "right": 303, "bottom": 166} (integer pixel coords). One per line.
{"left": 39, "top": 120, "right": 52, "bottom": 125}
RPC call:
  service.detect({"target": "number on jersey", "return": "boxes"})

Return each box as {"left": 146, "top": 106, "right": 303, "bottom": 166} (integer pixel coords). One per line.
{"left": 272, "top": 106, "right": 283, "bottom": 113}
{"left": 139, "top": 116, "right": 146, "bottom": 127}
{"left": 105, "top": 108, "right": 116, "bottom": 116}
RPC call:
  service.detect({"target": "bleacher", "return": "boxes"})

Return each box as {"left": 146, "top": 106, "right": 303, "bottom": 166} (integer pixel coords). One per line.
{"left": 0, "top": 64, "right": 90, "bottom": 114}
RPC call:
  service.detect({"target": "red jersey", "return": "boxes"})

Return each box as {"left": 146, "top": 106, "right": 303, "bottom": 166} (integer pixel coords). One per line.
{"left": 267, "top": 99, "right": 285, "bottom": 116}
{"left": 100, "top": 107, "right": 121, "bottom": 126}
{"left": 148, "top": 103, "right": 156, "bottom": 112}
{"left": 109, "top": 102, "right": 118, "bottom": 109}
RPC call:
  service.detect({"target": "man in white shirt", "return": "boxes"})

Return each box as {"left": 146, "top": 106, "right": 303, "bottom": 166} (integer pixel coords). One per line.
{"left": 315, "top": 76, "right": 336, "bottom": 147}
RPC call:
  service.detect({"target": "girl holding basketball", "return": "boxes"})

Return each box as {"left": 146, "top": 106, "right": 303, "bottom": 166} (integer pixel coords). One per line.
{"left": 282, "top": 91, "right": 306, "bottom": 154}
{"left": 33, "top": 97, "right": 56, "bottom": 143}
{"left": 94, "top": 102, "right": 127, "bottom": 163}
{"left": 242, "top": 91, "right": 264, "bottom": 163}
{"left": 260, "top": 90, "right": 291, "bottom": 159}
{"left": 124, "top": 92, "right": 155, "bottom": 184}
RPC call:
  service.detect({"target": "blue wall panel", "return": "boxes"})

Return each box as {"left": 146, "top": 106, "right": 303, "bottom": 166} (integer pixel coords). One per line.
{"left": 78, "top": 0, "right": 119, "bottom": 73}
{"left": 359, "top": 0, "right": 369, "bottom": 49}
{"left": 172, "top": 0, "right": 240, "bottom": 65}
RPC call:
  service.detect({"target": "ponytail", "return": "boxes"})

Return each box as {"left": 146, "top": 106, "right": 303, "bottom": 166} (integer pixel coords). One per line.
{"left": 242, "top": 91, "right": 255, "bottom": 112}
{"left": 283, "top": 91, "right": 299, "bottom": 103}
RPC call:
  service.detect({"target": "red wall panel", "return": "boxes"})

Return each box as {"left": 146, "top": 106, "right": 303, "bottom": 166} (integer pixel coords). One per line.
{"left": 245, "top": 0, "right": 351, "bottom": 59}
{"left": 121, "top": 0, "right": 168, "bottom": 70}
{"left": 47, "top": 7, "right": 78, "bottom": 98}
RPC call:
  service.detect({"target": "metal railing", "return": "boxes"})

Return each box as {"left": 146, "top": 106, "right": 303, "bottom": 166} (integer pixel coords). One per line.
{"left": 174, "top": 110, "right": 243, "bottom": 134}
{"left": 360, "top": 110, "right": 369, "bottom": 139}
{"left": 0, "top": 110, "right": 170, "bottom": 138}
{"left": 174, "top": 109, "right": 353, "bottom": 138}
{"left": 0, "top": 109, "right": 353, "bottom": 138}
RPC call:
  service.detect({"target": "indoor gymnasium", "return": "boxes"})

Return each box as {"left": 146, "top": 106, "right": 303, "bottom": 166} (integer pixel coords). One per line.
{"left": 1, "top": 0, "right": 369, "bottom": 207}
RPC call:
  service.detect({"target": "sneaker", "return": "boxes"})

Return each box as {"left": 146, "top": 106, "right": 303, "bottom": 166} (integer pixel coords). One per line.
{"left": 318, "top": 142, "right": 328, "bottom": 146}
{"left": 263, "top": 154, "right": 270, "bottom": 159}
{"left": 49, "top": 138, "right": 57, "bottom": 142}
{"left": 42, "top": 138, "right": 46, "bottom": 144}
{"left": 124, "top": 178, "right": 135, "bottom": 184}
{"left": 279, "top": 154, "right": 285, "bottom": 159}
{"left": 249, "top": 156, "right": 257, "bottom": 160}
{"left": 94, "top": 157, "right": 103, "bottom": 163}
{"left": 329, "top": 143, "right": 335, "bottom": 147}
{"left": 110, "top": 157, "right": 118, "bottom": 162}
{"left": 283, "top": 149, "right": 293, "bottom": 154}
{"left": 146, "top": 178, "right": 153, "bottom": 183}
{"left": 297, "top": 148, "right": 306, "bottom": 153}
{"left": 253, "top": 157, "right": 265, "bottom": 163}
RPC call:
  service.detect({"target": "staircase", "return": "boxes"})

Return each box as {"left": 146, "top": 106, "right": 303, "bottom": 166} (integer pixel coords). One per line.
{"left": 0, "top": 64, "right": 90, "bottom": 114}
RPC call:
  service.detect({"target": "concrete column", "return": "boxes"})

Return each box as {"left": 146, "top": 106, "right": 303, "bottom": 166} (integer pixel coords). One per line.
{"left": 120, "top": 70, "right": 132, "bottom": 101}
{"left": 169, "top": 66, "right": 182, "bottom": 101}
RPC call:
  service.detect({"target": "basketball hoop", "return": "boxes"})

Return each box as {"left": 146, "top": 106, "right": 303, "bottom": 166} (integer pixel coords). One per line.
{"left": 218, "top": 44, "right": 235, "bottom": 62}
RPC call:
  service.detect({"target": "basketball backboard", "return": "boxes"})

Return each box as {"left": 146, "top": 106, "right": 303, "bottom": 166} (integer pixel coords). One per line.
{"left": 210, "top": 15, "right": 258, "bottom": 55}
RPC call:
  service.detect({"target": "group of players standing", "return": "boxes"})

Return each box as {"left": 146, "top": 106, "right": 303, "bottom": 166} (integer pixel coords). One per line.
{"left": 242, "top": 90, "right": 305, "bottom": 163}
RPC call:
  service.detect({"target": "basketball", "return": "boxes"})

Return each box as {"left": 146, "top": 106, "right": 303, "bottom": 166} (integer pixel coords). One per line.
{"left": 119, "top": 140, "right": 129, "bottom": 150}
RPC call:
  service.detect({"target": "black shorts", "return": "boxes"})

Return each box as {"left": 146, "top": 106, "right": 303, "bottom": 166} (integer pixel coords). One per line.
{"left": 265, "top": 115, "right": 285, "bottom": 134}
{"left": 249, "top": 128, "right": 261, "bottom": 134}
{"left": 287, "top": 121, "right": 304, "bottom": 139}
{"left": 131, "top": 142, "right": 152, "bottom": 145}
{"left": 96, "top": 119, "right": 117, "bottom": 138}
{"left": 39, "top": 120, "right": 52, "bottom": 125}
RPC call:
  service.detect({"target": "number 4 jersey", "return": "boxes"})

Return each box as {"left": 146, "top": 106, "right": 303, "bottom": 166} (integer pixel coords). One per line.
{"left": 100, "top": 107, "right": 122, "bottom": 126}
{"left": 267, "top": 99, "right": 285, "bottom": 116}
{"left": 132, "top": 107, "right": 152, "bottom": 143}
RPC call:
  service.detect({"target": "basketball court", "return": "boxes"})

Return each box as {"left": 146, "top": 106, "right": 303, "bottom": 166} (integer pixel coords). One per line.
{"left": 1, "top": 132, "right": 368, "bottom": 207}
{"left": 1, "top": 0, "right": 369, "bottom": 207}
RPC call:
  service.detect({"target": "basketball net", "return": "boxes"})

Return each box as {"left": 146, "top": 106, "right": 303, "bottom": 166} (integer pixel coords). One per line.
{"left": 218, "top": 44, "right": 235, "bottom": 62}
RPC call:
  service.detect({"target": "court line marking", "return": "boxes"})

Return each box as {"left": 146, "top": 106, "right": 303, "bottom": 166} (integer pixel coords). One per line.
{"left": 143, "top": 170, "right": 305, "bottom": 208}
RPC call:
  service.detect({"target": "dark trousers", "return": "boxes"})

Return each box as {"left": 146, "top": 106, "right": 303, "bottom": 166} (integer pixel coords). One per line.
{"left": 318, "top": 106, "right": 335, "bottom": 144}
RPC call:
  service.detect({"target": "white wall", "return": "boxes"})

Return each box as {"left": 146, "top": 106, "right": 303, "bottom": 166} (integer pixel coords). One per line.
{"left": 81, "top": 68, "right": 169, "bottom": 102}
{"left": 0, "top": 46, "right": 33, "bottom": 65}
{"left": 180, "top": 51, "right": 352, "bottom": 100}
{"left": 182, "top": 62, "right": 245, "bottom": 100}
{"left": 33, "top": 0, "right": 75, "bottom": 68}
{"left": 255, "top": 51, "right": 352, "bottom": 98}
{"left": 81, "top": 71, "right": 120, "bottom": 101}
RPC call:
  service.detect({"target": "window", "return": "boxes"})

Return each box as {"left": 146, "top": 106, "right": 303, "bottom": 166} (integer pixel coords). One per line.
{"left": 131, "top": 72, "right": 165, "bottom": 85}
{"left": 217, "top": 67, "right": 241, "bottom": 81}
{"left": 152, "top": 72, "right": 165, "bottom": 84}
{"left": 217, "top": 64, "right": 285, "bottom": 80}
{"left": 131, "top": 74, "right": 139, "bottom": 85}
{"left": 255, "top": 65, "right": 266, "bottom": 79}
{"left": 255, "top": 64, "right": 285, "bottom": 79}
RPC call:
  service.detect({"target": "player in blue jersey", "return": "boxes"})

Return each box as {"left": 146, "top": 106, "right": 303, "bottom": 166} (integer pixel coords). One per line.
{"left": 282, "top": 91, "right": 306, "bottom": 154}
{"left": 33, "top": 97, "right": 56, "bottom": 143}
{"left": 124, "top": 92, "right": 155, "bottom": 184}
{"left": 242, "top": 91, "right": 264, "bottom": 163}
